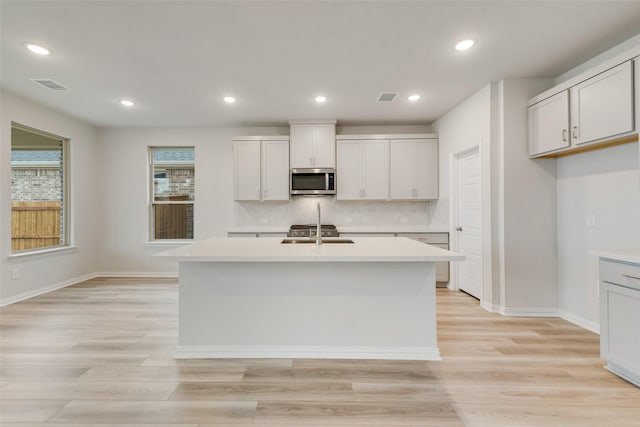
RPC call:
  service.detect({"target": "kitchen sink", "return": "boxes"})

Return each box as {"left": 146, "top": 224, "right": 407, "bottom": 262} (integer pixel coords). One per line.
{"left": 281, "top": 238, "right": 354, "bottom": 244}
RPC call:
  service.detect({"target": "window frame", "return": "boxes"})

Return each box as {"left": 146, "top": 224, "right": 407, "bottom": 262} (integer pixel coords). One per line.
{"left": 148, "top": 146, "right": 195, "bottom": 242}
{"left": 10, "top": 122, "right": 70, "bottom": 255}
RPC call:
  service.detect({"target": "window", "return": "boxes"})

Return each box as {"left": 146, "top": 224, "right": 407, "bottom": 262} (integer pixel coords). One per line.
{"left": 10, "top": 123, "right": 69, "bottom": 253}
{"left": 150, "top": 147, "right": 194, "bottom": 240}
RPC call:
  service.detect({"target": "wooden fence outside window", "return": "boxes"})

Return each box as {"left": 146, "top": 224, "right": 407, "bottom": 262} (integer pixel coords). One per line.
{"left": 11, "top": 201, "right": 61, "bottom": 251}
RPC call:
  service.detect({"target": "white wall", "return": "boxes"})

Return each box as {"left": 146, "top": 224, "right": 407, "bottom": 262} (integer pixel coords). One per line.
{"left": 0, "top": 91, "right": 99, "bottom": 305}
{"left": 557, "top": 143, "right": 640, "bottom": 330}
{"left": 432, "top": 84, "right": 498, "bottom": 308}
{"left": 433, "top": 79, "right": 561, "bottom": 314}
{"left": 498, "top": 79, "right": 558, "bottom": 313}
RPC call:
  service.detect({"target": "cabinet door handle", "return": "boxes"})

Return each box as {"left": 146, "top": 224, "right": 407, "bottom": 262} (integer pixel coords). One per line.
{"left": 562, "top": 129, "right": 567, "bottom": 142}
{"left": 456, "top": 226, "right": 463, "bottom": 232}
{"left": 623, "top": 274, "right": 640, "bottom": 280}
{"left": 572, "top": 126, "right": 579, "bottom": 139}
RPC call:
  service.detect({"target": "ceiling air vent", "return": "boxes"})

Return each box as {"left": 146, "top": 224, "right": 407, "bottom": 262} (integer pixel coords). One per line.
{"left": 377, "top": 92, "right": 398, "bottom": 102}
{"left": 31, "top": 79, "right": 70, "bottom": 91}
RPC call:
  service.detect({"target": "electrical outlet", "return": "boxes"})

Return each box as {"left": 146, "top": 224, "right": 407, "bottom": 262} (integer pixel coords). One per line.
{"left": 400, "top": 217, "right": 409, "bottom": 223}
{"left": 344, "top": 217, "right": 353, "bottom": 223}
{"left": 586, "top": 214, "right": 596, "bottom": 228}
{"left": 11, "top": 269, "right": 20, "bottom": 280}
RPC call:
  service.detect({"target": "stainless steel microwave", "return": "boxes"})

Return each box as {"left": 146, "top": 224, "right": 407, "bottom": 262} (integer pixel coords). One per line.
{"left": 290, "top": 168, "right": 336, "bottom": 195}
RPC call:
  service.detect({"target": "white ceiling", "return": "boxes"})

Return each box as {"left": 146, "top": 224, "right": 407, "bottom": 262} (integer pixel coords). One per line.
{"left": 1, "top": 1, "right": 640, "bottom": 128}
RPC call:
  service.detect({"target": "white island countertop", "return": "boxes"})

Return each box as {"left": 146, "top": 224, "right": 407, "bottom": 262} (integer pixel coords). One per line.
{"left": 154, "top": 236, "right": 464, "bottom": 263}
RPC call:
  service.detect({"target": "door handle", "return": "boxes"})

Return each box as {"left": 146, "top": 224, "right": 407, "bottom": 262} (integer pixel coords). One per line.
{"left": 562, "top": 129, "right": 567, "bottom": 142}
{"left": 455, "top": 226, "right": 463, "bottom": 232}
{"left": 572, "top": 126, "right": 579, "bottom": 139}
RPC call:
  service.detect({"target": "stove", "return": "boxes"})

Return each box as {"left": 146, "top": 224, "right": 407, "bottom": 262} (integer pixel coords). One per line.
{"left": 288, "top": 224, "right": 339, "bottom": 238}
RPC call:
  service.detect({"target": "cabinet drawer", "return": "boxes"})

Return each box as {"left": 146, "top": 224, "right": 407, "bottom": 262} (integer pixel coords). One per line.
{"left": 398, "top": 233, "right": 449, "bottom": 244}
{"left": 600, "top": 259, "right": 640, "bottom": 291}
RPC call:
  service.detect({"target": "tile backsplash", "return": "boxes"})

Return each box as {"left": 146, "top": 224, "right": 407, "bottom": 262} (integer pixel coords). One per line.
{"left": 234, "top": 197, "right": 432, "bottom": 227}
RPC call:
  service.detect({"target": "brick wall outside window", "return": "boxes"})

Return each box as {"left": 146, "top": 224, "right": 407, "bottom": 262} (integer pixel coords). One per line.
{"left": 11, "top": 168, "right": 62, "bottom": 201}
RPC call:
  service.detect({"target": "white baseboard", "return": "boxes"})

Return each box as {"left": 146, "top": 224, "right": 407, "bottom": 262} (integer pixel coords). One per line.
{"left": 175, "top": 345, "right": 442, "bottom": 361}
{"left": 0, "top": 272, "right": 98, "bottom": 307}
{"left": 480, "top": 301, "right": 501, "bottom": 313}
{"left": 93, "top": 271, "right": 178, "bottom": 278}
{"left": 606, "top": 362, "right": 640, "bottom": 387}
{"left": 500, "top": 307, "right": 559, "bottom": 317}
{"left": 558, "top": 309, "right": 600, "bottom": 334}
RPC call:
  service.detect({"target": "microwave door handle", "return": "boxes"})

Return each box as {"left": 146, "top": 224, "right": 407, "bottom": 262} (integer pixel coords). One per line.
{"left": 326, "top": 173, "right": 329, "bottom": 191}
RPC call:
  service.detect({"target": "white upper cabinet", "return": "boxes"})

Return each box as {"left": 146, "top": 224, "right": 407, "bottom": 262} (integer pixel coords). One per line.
{"left": 261, "top": 140, "right": 290, "bottom": 201}
{"left": 336, "top": 141, "right": 361, "bottom": 200}
{"left": 389, "top": 138, "right": 438, "bottom": 200}
{"left": 337, "top": 139, "right": 388, "bottom": 200}
{"left": 528, "top": 91, "right": 570, "bottom": 156}
{"left": 290, "top": 121, "right": 336, "bottom": 168}
{"left": 233, "top": 137, "right": 289, "bottom": 201}
{"left": 362, "top": 140, "right": 389, "bottom": 200}
{"left": 528, "top": 57, "right": 637, "bottom": 158}
{"left": 233, "top": 140, "right": 261, "bottom": 201}
{"left": 570, "top": 61, "right": 634, "bottom": 146}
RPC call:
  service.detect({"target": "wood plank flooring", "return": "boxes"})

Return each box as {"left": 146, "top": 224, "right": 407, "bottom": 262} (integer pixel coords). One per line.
{"left": 1, "top": 277, "right": 638, "bottom": 426}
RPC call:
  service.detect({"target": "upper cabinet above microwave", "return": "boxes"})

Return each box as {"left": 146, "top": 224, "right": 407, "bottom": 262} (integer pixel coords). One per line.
{"left": 528, "top": 58, "right": 637, "bottom": 158}
{"left": 289, "top": 120, "right": 336, "bottom": 168}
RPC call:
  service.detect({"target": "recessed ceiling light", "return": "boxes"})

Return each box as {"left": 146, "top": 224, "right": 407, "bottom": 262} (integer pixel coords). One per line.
{"left": 408, "top": 94, "right": 421, "bottom": 102}
{"left": 25, "top": 43, "right": 50, "bottom": 55}
{"left": 120, "top": 99, "right": 135, "bottom": 107}
{"left": 315, "top": 95, "right": 327, "bottom": 103}
{"left": 455, "top": 39, "right": 475, "bottom": 51}
{"left": 224, "top": 96, "right": 236, "bottom": 103}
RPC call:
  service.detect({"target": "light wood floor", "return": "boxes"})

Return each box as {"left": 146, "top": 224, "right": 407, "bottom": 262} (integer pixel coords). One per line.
{"left": 1, "top": 277, "right": 638, "bottom": 426}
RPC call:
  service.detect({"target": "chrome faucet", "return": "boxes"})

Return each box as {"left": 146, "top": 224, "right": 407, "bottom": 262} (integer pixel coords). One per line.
{"left": 316, "top": 202, "right": 322, "bottom": 245}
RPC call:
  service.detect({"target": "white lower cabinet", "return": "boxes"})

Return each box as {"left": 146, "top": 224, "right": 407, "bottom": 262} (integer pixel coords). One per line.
{"left": 599, "top": 258, "right": 640, "bottom": 387}
{"left": 337, "top": 139, "right": 388, "bottom": 200}
{"left": 398, "top": 233, "right": 450, "bottom": 285}
{"left": 233, "top": 137, "right": 289, "bottom": 201}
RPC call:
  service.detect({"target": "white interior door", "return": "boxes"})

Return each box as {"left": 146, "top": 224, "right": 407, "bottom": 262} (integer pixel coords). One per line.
{"left": 453, "top": 147, "right": 482, "bottom": 299}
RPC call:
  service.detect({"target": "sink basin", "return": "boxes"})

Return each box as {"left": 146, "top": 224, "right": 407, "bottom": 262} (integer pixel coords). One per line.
{"left": 281, "top": 238, "right": 354, "bottom": 244}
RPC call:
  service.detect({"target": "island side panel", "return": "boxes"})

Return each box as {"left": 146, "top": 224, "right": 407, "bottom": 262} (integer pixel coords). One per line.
{"left": 177, "top": 261, "right": 439, "bottom": 360}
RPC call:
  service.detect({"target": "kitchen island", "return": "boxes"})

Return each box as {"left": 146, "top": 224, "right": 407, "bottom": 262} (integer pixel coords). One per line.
{"left": 154, "top": 236, "right": 464, "bottom": 360}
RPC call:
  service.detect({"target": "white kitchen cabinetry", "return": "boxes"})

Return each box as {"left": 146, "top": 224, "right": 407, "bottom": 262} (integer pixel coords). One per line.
{"left": 233, "top": 137, "right": 289, "bottom": 201}
{"left": 528, "top": 91, "right": 570, "bottom": 156}
{"left": 528, "top": 58, "right": 637, "bottom": 158}
{"left": 290, "top": 120, "right": 336, "bottom": 168}
{"left": 337, "top": 139, "right": 389, "bottom": 200}
{"left": 390, "top": 139, "right": 438, "bottom": 200}
{"left": 599, "top": 256, "right": 640, "bottom": 387}
{"left": 570, "top": 61, "right": 634, "bottom": 146}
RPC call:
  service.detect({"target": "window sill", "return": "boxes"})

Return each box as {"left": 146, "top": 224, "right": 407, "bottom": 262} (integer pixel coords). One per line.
{"left": 144, "top": 240, "right": 193, "bottom": 249}
{"left": 8, "top": 245, "right": 78, "bottom": 262}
